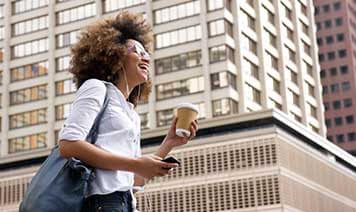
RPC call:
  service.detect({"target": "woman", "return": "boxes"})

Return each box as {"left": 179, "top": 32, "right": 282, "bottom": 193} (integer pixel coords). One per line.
{"left": 58, "top": 12, "right": 198, "bottom": 212}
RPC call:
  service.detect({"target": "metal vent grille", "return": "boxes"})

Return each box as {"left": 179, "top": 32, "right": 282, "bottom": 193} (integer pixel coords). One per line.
{"left": 151, "top": 139, "right": 278, "bottom": 184}
{"left": 136, "top": 175, "right": 280, "bottom": 212}
{"left": 0, "top": 176, "right": 31, "bottom": 206}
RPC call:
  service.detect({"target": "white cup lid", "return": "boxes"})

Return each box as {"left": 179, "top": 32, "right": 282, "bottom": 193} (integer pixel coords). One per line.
{"left": 176, "top": 129, "right": 191, "bottom": 137}
{"left": 176, "top": 103, "right": 199, "bottom": 114}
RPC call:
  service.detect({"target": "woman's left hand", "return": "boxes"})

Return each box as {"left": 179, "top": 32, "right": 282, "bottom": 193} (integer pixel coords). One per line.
{"left": 164, "top": 117, "right": 199, "bottom": 148}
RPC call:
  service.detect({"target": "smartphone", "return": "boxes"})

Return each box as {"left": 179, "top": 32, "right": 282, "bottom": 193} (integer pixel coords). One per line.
{"left": 162, "top": 156, "right": 181, "bottom": 166}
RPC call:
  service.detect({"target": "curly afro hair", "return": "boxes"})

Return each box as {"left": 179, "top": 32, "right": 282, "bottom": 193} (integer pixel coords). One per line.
{"left": 70, "top": 11, "right": 153, "bottom": 106}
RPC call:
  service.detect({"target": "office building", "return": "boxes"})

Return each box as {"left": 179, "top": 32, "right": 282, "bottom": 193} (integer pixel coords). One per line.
{"left": 314, "top": 0, "right": 356, "bottom": 155}
{"left": 1, "top": 0, "right": 354, "bottom": 211}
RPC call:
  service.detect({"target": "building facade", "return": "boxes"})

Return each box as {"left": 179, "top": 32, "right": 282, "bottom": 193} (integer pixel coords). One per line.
{"left": 314, "top": 0, "right": 356, "bottom": 155}
{"left": 0, "top": 0, "right": 347, "bottom": 211}
{"left": 0, "top": 0, "right": 326, "bottom": 162}
{"left": 1, "top": 111, "right": 356, "bottom": 211}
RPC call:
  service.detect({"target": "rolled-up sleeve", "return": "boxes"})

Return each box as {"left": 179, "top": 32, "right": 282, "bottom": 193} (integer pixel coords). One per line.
{"left": 58, "top": 79, "right": 106, "bottom": 142}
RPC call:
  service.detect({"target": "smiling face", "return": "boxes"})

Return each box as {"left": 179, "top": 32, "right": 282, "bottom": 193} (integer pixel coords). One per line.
{"left": 123, "top": 39, "right": 151, "bottom": 87}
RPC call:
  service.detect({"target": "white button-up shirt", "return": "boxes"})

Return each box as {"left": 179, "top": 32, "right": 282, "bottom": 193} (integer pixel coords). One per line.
{"left": 58, "top": 79, "right": 141, "bottom": 198}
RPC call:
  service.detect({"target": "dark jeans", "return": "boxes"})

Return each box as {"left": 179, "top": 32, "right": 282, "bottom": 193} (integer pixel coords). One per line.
{"left": 81, "top": 191, "right": 133, "bottom": 212}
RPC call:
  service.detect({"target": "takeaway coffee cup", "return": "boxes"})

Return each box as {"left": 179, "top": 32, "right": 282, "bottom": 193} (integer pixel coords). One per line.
{"left": 175, "top": 103, "right": 199, "bottom": 137}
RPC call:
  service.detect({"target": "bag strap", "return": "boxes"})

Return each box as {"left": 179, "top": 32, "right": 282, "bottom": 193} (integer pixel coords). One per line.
{"left": 85, "top": 84, "right": 109, "bottom": 145}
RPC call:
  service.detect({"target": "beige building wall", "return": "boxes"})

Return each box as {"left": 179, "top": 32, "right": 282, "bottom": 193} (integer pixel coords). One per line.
{"left": 136, "top": 111, "right": 355, "bottom": 212}
{"left": 1, "top": 0, "right": 353, "bottom": 211}
{"left": 0, "top": 0, "right": 326, "bottom": 164}
{"left": 0, "top": 110, "right": 355, "bottom": 211}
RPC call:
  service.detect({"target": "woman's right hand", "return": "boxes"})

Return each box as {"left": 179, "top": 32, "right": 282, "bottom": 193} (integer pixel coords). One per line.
{"left": 132, "top": 155, "right": 178, "bottom": 179}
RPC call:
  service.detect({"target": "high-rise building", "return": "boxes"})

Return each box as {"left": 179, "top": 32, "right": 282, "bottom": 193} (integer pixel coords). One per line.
{"left": 314, "top": 0, "right": 356, "bottom": 155}
{"left": 0, "top": 0, "right": 355, "bottom": 211}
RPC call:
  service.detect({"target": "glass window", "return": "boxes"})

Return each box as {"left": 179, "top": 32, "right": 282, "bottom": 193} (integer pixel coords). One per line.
{"left": 301, "top": 21, "right": 309, "bottom": 35}
{"left": 246, "top": 83, "right": 261, "bottom": 104}
{"left": 11, "top": 61, "right": 48, "bottom": 82}
{"left": 12, "top": 38, "right": 48, "bottom": 58}
{"left": 302, "top": 41, "right": 311, "bottom": 56}
{"left": 307, "top": 103, "right": 317, "bottom": 118}
{"left": 344, "top": 98, "right": 352, "bottom": 107}
{"left": 348, "top": 132, "right": 356, "bottom": 141}
{"left": 56, "top": 30, "right": 80, "bottom": 48}
{"left": 326, "top": 35, "right": 334, "bottom": 44}
{"left": 338, "top": 49, "right": 347, "bottom": 58}
{"left": 320, "top": 70, "right": 326, "bottom": 78}
{"left": 156, "top": 76, "right": 204, "bottom": 100}
{"left": 155, "top": 50, "right": 201, "bottom": 75}
{"left": 342, "top": 81, "right": 351, "bottom": 91}
{"left": 104, "top": 0, "right": 145, "bottom": 13}
{"left": 288, "top": 89, "right": 300, "bottom": 106}
{"left": 155, "top": 25, "right": 201, "bottom": 49}
{"left": 324, "top": 102, "right": 330, "bottom": 111}
{"left": 265, "top": 51, "right": 278, "bottom": 70}
{"left": 337, "top": 33, "right": 344, "bottom": 42}
{"left": 285, "top": 45, "right": 296, "bottom": 63}
{"left": 242, "top": 58, "right": 259, "bottom": 79}
{"left": 262, "top": 6, "right": 275, "bottom": 25}
{"left": 210, "top": 71, "right": 237, "bottom": 90}
{"left": 57, "top": 3, "right": 96, "bottom": 25}
{"left": 317, "top": 37, "right": 323, "bottom": 45}
{"left": 0, "top": 4, "right": 4, "bottom": 18}
{"left": 300, "top": 2, "right": 308, "bottom": 16}
{"left": 286, "top": 67, "right": 298, "bottom": 85}
{"left": 56, "top": 79, "right": 77, "bottom": 96}
{"left": 267, "top": 75, "right": 281, "bottom": 93}
{"left": 335, "top": 17, "right": 343, "bottom": 26}
{"left": 12, "top": 0, "right": 49, "bottom": 14}
{"left": 9, "top": 132, "right": 47, "bottom": 153}
{"left": 212, "top": 98, "right": 238, "bottom": 117}
{"left": 323, "top": 4, "right": 330, "bottom": 12}
{"left": 327, "top": 51, "right": 336, "bottom": 60}
{"left": 326, "top": 119, "right": 332, "bottom": 127}
{"left": 154, "top": 1, "right": 200, "bottom": 24}
{"left": 10, "top": 108, "right": 47, "bottom": 129}
{"left": 240, "top": 9, "right": 255, "bottom": 31}
{"left": 10, "top": 84, "right": 47, "bottom": 105}
{"left": 207, "top": 0, "right": 223, "bottom": 11}
{"left": 334, "top": 2, "right": 341, "bottom": 10}
{"left": 209, "top": 45, "right": 235, "bottom": 63}
{"left": 156, "top": 109, "right": 174, "bottom": 127}
{"left": 340, "top": 65, "right": 348, "bottom": 74}
{"left": 346, "top": 115, "right": 354, "bottom": 124}
{"left": 333, "top": 100, "right": 341, "bottom": 109}
{"left": 264, "top": 28, "right": 277, "bottom": 48}
{"left": 55, "top": 103, "right": 72, "bottom": 120}
{"left": 329, "top": 67, "right": 337, "bottom": 76}
{"left": 325, "top": 20, "right": 332, "bottom": 28}
{"left": 56, "top": 55, "right": 71, "bottom": 72}
{"left": 268, "top": 98, "right": 282, "bottom": 110}
{"left": 281, "top": 3, "right": 292, "bottom": 20}
{"left": 331, "top": 83, "right": 339, "bottom": 93}
{"left": 336, "top": 134, "right": 344, "bottom": 143}
{"left": 12, "top": 15, "right": 48, "bottom": 36}
{"left": 0, "top": 48, "right": 3, "bottom": 63}
{"left": 335, "top": 117, "right": 343, "bottom": 126}
{"left": 0, "top": 26, "right": 4, "bottom": 40}
{"left": 208, "top": 19, "right": 232, "bottom": 37}
{"left": 139, "top": 113, "right": 149, "bottom": 130}
{"left": 322, "top": 86, "right": 328, "bottom": 95}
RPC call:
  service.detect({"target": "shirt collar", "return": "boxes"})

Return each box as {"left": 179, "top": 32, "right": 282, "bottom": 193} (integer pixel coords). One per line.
{"left": 104, "top": 81, "right": 134, "bottom": 110}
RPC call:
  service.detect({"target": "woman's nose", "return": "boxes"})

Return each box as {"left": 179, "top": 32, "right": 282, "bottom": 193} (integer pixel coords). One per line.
{"left": 141, "top": 56, "right": 150, "bottom": 64}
